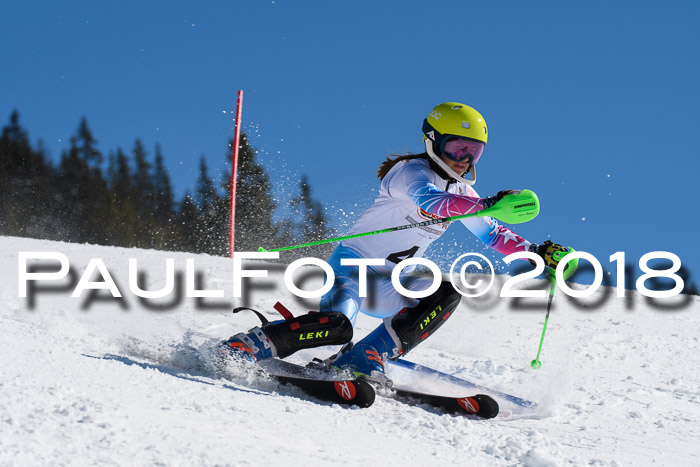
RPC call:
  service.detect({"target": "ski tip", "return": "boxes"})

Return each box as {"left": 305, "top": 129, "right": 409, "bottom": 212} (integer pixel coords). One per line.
{"left": 334, "top": 379, "right": 375, "bottom": 408}
{"left": 463, "top": 394, "right": 499, "bottom": 419}
{"left": 274, "top": 374, "right": 376, "bottom": 408}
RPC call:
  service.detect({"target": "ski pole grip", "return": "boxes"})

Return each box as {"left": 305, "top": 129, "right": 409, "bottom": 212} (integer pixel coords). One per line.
{"left": 553, "top": 247, "right": 579, "bottom": 281}
{"left": 479, "top": 189, "right": 540, "bottom": 224}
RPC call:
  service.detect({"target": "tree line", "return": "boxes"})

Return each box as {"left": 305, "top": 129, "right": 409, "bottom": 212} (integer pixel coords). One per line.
{"left": 0, "top": 110, "right": 335, "bottom": 259}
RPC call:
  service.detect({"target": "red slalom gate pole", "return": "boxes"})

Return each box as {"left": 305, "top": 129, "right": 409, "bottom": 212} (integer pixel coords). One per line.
{"left": 228, "top": 90, "right": 244, "bottom": 257}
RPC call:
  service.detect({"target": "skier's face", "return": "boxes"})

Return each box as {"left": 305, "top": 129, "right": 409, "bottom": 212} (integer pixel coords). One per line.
{"left": 439, "top": 153, "right": 470, "bottom": 176}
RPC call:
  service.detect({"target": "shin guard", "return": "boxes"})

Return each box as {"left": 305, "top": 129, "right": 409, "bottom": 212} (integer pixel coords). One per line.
{"left": 265, "top": 310, "right": 353, "bottom": 359}
{"left": 389, "top": 281, "right": 461, "bottom": 355}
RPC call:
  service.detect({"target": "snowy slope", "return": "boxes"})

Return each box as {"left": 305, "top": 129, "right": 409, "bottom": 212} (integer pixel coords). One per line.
{"left": 1, "top": 236, "right": 700, "bottom": 466}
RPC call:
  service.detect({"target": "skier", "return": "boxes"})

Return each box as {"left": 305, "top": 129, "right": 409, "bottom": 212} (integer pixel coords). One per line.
{"left": 222, "top": 102, "right": 571, "bottom": 382}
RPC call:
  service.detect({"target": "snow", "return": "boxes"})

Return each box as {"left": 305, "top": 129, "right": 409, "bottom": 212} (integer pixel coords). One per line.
{"left": 2, "top": 236, "right": 700, "bottom": 466}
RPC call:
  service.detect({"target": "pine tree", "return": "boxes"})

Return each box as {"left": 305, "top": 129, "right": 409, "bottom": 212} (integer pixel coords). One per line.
{"left": 72, "top": 118, "right": 110, "bottom": 244}
{"left": 196, "top": 157, "right": 217, "bottom": 213}
{"left": 153, "top": 144, "right": 174, "bottom": 223}
{"left": 131, "top": 139, "right": 156, "bottom": 247}
{"left": 152, "top": 144, "right": 176, "bottom": 250}
{"left": 0, "top": 111, "right": 35, "bottom": 178}
{"left": 177, "top": 192, "right": 202, "bottom": 253}
{"left": 289, "top": 174, "right": 335, "bottom": 259}
{"left": 109, "top": 148, "right": 133, "bottom": 201}
{"left": 106, "top": 147, "right": 138, "bottom": 246}
{"left": 74, "top": 116, "right": 102, "bottom": 167}
{"left": 0, "top": 111, "right": 53, "bottom": 237}
{"left": 224, "top": 132, "right": 281, "bottom": 253}
{"left": 131, "top": 139, "right": 153, "bottom": 211}
{"left": 57, "top": 123, "right": 94, "bottom": 242}
{"left": 194, "top": 157, "right": 228, "bottom": 255}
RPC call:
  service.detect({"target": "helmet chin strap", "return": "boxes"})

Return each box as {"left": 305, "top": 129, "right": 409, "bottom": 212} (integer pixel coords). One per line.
{"left": 424, "top": 140, "right": 476, "bottom": 186}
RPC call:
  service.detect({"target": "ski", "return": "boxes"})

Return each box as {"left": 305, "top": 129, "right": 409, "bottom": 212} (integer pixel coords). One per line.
{"left": 221, "top": 355, "right": 507, "bottom": 417}
{"left": 263, "top": 360, "right": 497, "bottom": 417}
{"left": 271, "top": 373, "right": 375, "bottom": 408}
{"left": 259, "top": 359, "right": 375, "bottom": 408}
{"left": 390, "top": 387, "right": 500, "bottom": 419}
{"left": 389, "top": 358, "right": 537, "bottom": 410}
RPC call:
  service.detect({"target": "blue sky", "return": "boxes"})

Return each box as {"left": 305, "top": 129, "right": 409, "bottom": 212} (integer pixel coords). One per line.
{"left": 2, "top": 1, "right": 698, "bottom": 292}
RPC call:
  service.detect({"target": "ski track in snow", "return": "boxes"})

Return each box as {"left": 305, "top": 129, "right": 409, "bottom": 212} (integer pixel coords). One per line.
{"left": 1, "top": 236, "right": 699, "bottom": 466}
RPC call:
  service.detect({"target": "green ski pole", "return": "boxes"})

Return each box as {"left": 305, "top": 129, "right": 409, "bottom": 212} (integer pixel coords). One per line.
{"left": 530, "top": 276, "right": 556, "bottom": 370}
{"left": 530, "top": 248, "right": 578, "bottom": 369}
{"left": 259, "top": 189, "right": 540, "bottom": 253}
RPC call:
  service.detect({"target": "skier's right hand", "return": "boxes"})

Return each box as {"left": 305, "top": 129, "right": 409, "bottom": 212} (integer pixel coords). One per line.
{"left": 483, "top": 189, "right": 521, "bottom": 209}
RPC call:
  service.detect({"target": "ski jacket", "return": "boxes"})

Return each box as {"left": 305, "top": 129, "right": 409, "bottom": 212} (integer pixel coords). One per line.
{"left": 342, "top": 158, "right": 530, "bottom": 273}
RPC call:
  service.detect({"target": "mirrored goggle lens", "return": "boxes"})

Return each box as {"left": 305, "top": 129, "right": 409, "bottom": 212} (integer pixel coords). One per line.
{"left": 441, "top": 137, "right": 485, "bottom": 164}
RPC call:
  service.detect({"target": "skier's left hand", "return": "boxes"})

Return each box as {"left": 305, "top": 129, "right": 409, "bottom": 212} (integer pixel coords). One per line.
{"left": 528, "top": 240, "right": 570, "bottom": 270}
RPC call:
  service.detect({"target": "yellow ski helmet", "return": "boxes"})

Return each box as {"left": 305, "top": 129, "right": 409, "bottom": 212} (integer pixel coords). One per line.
{"left": 423, "top": 102, "right": 488, "bottom": 144}
{"left": 422, "top": 102, "right": 488, "bottom": 185}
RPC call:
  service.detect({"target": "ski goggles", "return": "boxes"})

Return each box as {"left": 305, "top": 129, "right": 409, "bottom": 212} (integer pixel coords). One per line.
{"left": 440, "top": 137, "right": 485, "bottom": 164}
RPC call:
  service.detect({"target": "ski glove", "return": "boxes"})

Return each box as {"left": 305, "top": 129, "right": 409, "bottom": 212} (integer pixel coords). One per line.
{"left": 483, "top": 189, "right": 521, "bottom": 209}
{"left": 528, "top": 240, "right": 569, "bottom": 270}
